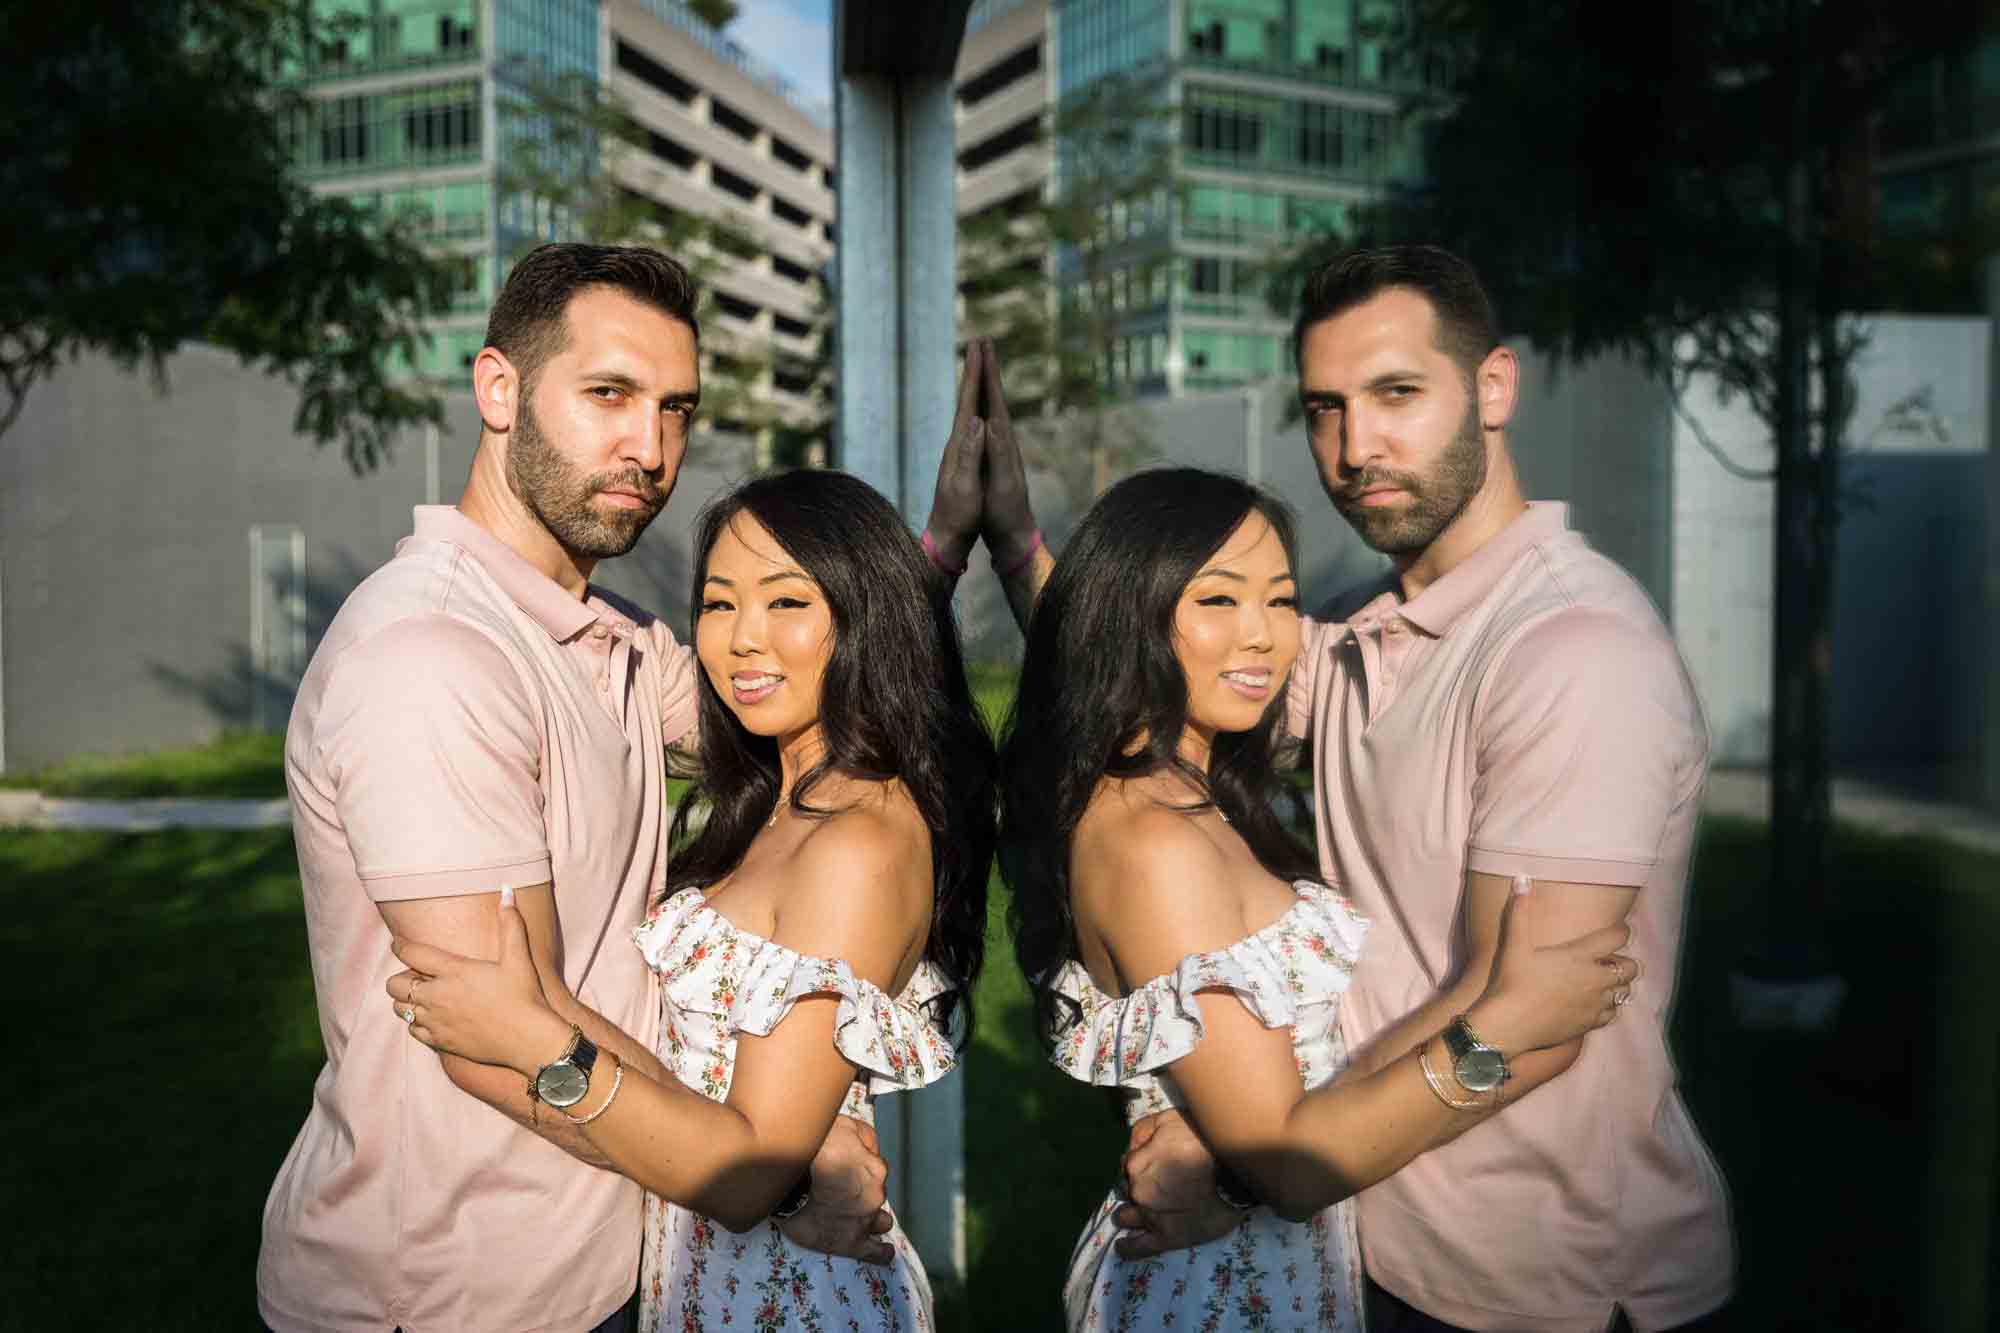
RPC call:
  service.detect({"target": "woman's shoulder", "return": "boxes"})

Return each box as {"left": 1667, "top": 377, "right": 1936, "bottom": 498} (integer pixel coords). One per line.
{"left": 797, "top": 777, "right": 928, "bottom": 861}
{"left": 1072, "top": 785, "right": 1228, "bottom": 924}
{"left": 778, "top": 782, "right": 930, "bottom": 926}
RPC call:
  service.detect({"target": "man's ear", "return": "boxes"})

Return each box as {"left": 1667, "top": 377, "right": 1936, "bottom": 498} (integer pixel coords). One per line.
{"left": 1476, "top": 344, "right": 1518, "bottom": 433}
{"left": 473, "top": 346, "right": 520, "bottom": 435}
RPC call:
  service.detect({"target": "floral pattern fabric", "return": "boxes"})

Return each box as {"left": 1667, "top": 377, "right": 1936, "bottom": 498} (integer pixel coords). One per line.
{"left": 1052, "top": 882, "right": 1371, "bottom": 1332}
{"left": 632, "top": 886, "right": 954, "bottom": 1333}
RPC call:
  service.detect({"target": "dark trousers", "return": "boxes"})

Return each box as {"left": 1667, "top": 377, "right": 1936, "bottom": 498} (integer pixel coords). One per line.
{"left": 1367, "top": 1277, "right": 1732, "bottom": 1333}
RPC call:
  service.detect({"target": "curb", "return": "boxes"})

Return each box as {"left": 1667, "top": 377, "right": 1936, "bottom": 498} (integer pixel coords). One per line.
{"left": 0, "top": 793, "right": 290, "bottom": 831}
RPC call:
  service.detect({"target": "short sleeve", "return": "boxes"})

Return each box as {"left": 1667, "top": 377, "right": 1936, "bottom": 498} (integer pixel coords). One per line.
{"left": 1047, "top": 886, "right": 1366, "bottom": 1088}
{"left": 1467, "top": 608, "right": 1707, "bottom": 886}
{"left": 1285, "top": 614, "right": 1339, "bottom": 741}
{"left": 654, "top": 634, "right": 700, "bottom": 749}
{"left": 316, "top": 614, "right": 550, "bottom": 901}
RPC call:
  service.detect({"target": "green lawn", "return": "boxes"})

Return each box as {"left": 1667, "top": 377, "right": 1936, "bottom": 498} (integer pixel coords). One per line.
{"left": 0, "top": 731, "right": 288, "bottom": 798}
{"left": 4, "top": 711, "right": 1996, "bottom": 1330}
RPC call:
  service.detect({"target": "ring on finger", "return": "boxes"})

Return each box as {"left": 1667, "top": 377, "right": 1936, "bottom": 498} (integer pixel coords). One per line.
{"left": 398, "top": 1004, "right": 416, "bottom": 1023}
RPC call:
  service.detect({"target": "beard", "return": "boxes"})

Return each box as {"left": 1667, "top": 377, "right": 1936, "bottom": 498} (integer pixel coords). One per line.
{"left": 505, "top": 397, "right": 667, "bottom": 560}
{"left": 1330, "top": 399, "right": 1487, "bottom": 556}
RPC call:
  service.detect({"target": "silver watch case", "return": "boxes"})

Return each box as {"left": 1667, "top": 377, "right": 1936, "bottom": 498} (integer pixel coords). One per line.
{"left": 535, "top": 1032, "right": 600, "bottom": 1108}
{"left": 1443, "top": 1018, "right": 1508, "bottom": 1094}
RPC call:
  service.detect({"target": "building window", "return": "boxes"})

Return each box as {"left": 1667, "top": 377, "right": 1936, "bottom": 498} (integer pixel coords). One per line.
{"left": 616, "top": 39, "right": 695, "bottom": 103}
{"left": 711, "top": 164, "right": 759, "bottom": 203}
{"left": 959, "top": 41, "right": 1041, "bottom": 108}
{"left": 959, "top": 115, "right": 1040, "bottom": 172}
{"left": 772, "top": 254, "right": 815, "bottom": 285}
{"left": 772, "top": 197, "right": 813, "bottom": 229}
{"left": 647, "top": 130, "right": 698, "bottom": 170}
{"left": 714, "top": 292, "right": 760, "bottom": 323}
{"left": 710, "top": 96, "right": 759, "bottom": 142}
{"left": 771, "top": 136, "right": 813, "bottom": 171}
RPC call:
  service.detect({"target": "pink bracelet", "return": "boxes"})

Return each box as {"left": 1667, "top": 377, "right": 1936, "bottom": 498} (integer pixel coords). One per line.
{"left": 995, "top": 528, "right": 1044, "bottom": 579}
{"left": 920, "top": 528, "right": 967, "bottom": 577}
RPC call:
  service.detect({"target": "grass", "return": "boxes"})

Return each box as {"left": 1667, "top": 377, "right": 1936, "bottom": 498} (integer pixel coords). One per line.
{"left": 0, "top": 731, "right": 288, "bottom": 799}
{"left": 4, "top": 707, "right": 1995, "bottom": 1330}
{"left": 0, "top": 827, "right": 318, "bottom": 1327}
{"left": 958, "top": 817, "right": 2000, "bottom": 1332}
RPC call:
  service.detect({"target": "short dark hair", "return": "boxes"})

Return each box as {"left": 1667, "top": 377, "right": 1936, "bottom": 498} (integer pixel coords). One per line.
{"left": 1291, "top": 244, "right": 1499, "bottom": 380}
{"left": 483, "top": 243, "right": 701, "bottom": 389}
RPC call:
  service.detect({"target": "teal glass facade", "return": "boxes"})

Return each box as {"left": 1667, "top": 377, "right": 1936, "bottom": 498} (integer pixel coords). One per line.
{"left": 1052, "top": 0, "right": 1427, "bottom": 393}
{"left": 301, "top": 0, "right": 603, "bottom": 379}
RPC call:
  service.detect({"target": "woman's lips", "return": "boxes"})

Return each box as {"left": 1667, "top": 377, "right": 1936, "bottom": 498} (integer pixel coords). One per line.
{"left": 731, "top": 673, "right": 782, "bottom": 705}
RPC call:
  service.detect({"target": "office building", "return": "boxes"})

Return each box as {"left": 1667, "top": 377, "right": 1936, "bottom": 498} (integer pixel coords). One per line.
{"left": 952, "top": 0, "right": 1446, "bottom": 402}
{"left": 1875, "top": 28, "right": 2000, "bottom": 313}
{"left": 293, "top": 0, "right": 835, "bottom": 455}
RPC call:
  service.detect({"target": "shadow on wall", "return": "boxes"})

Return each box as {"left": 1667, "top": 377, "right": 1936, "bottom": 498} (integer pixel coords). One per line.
{"left": 142, "top": 525, "right": 708, "bottom": 740}
{"left": 144, "top": 546, "right": 380, "bottom": 736}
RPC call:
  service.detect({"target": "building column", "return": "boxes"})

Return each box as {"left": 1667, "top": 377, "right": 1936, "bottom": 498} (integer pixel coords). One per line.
{"left": 831, "top": 0, "right": 975, "bottom": 1287}
{"left": 1986, "top": 257, "right": 2000, "bottom": 813}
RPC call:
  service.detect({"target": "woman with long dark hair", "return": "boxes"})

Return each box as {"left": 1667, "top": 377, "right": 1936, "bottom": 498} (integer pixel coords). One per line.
{"left": 388, "top": 468, "right": 995, "bottom": 1330}
{"left": 1002, "top": 468, "right": 1634, "bottom": 1331}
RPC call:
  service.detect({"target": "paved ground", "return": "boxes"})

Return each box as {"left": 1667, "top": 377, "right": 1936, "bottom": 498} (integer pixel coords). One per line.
{"left": 0, "top": 792, "right": 287, "bottom": 831}
{"left": 3, "top": 773, "right": 1998, "bottom": 853}
{"left": 1702, "top": 768, "right": 2000, "bottom": 856}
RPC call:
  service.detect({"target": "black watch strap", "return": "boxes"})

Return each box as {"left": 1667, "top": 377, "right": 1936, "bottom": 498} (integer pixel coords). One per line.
{"left": 770, "top": 1171, "right": 813, "bottom": 1220}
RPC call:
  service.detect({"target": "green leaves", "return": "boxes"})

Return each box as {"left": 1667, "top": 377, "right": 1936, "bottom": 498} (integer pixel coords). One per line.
{"left": 0, "top": 0, "right": 462, "bottom": 470}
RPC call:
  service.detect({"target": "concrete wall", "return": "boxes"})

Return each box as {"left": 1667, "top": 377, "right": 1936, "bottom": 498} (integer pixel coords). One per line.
{"left": 953, "top": 347, "right": 1674, "bottom": 659}
{"left": 9, "top": 319, "right": 1989, "bottom": 796}
{"left": 1671, "top": 315, "right": 1991, "bottom": 794}
{"left": 0, "top": 344, "right": 753, "bottom": 773}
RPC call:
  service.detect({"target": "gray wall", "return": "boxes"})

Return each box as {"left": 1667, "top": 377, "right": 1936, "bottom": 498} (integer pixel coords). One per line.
{"left": 953, "top": 348, "right": 1675, "bottom": 659}
{"left": 0, "top": 344, "right": 752, "bottom": 773}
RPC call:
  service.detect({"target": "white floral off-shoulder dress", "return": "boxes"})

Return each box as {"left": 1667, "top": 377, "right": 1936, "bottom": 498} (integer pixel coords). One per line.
{"left": 631, "top": 886, "right": 955, "bottom": 1333}
{"left": 1052, "top": 881, "right": 1372, "bottom": 1333}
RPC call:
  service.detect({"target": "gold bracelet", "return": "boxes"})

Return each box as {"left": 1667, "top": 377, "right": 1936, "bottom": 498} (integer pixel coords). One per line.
{"left": 1418, "top": 1041, "right": 1483, "bottom": 1112}
{"left": 564, "top": 1052, "right": 624, "bottom": 1125}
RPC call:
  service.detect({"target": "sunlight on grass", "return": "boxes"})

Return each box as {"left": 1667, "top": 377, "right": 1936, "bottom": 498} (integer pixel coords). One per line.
{"left": 0, "top": 731, "right": 287, "bottom": 798}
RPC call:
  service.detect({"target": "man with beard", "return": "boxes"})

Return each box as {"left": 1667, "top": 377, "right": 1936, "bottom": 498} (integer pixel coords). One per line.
{"left": 955, "top": 246, "right": 1733, "bottom": 1331}
{"left": 259, "top": 245, "right": 897, "bottom": 1333}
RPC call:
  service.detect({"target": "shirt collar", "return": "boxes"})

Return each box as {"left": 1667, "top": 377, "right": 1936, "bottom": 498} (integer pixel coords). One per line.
{"left": 1396, "top": 501, "right": 1570, "bottom": 638}
{"left": 409, "top": 505, "right": 599, "bottom": 642}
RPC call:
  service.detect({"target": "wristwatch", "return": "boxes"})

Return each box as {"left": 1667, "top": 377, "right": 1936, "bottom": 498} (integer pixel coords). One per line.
{"left": 1442, "top": 1015, "right": 1509, "bottom": 1096}
{"left": 532, "top": 1024, "right": 601, "bottom": 1109}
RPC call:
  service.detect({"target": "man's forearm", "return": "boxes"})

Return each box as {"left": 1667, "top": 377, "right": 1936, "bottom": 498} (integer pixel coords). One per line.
{"left": 440, "top": 1050, "right": 619, "bottom": 1168}
{"left": 444, "top": 989, "right": 668, "bottom": 1169}
{"left": 996, "top": 542, "right": 1053, "bottom": 633}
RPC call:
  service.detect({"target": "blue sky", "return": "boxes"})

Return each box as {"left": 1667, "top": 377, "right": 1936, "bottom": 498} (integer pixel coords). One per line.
{"left": 731, "top": 0, "right": 834, "bottom": 106}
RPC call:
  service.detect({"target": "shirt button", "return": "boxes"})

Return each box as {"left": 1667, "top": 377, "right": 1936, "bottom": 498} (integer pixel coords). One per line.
{"left": 590, "top": 624, "right": 609, "bottom": 640}
{"left": 1385, "top": 621, "right": 1404, "bottom": 635}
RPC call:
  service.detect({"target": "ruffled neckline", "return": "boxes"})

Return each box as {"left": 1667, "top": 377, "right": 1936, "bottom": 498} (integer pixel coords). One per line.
{"left": 635, "top": 885, "right": 956, "bottom": 1093}
{"left": 1048, "top": 880, "right": 1369, "bottom": 1089}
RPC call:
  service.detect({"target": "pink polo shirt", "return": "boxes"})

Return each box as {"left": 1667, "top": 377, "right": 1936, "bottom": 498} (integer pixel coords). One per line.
{"left": 1288, "top": 503, "right": 1732, "bottom": 1332}
{"left": 259, "top": 506, "right": 700, "bottom": 1333}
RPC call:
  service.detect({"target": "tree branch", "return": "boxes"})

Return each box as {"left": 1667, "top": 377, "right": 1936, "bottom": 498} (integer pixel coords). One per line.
{"left": 1666, "top": 383, "right": 1778, "bottom": 481}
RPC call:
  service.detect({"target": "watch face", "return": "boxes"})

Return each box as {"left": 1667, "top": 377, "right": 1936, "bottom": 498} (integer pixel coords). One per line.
{"left": 537, "top": 1062, "right": 589, "bottom": 1108}
{"left": 1455, "top": 1047, "right": 1508, "bottom": 1093}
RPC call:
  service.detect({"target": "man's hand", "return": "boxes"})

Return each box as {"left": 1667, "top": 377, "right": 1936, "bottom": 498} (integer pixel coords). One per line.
{"left": 922, "top": 340, "right": 991, "bottom": 573}
{"left": 777, "top": 1112, "right": 896, "bottom": 1264}
{"left": 976, "top": 339, "right": 1038, "bottom": 573}
{"left": 1111, "top": 1109, "right": 1245, "bottom": 1259}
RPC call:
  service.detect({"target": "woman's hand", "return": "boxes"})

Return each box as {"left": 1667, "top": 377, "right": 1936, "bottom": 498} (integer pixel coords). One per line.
{"left": 387, "top": 886, "right": 573, "bottom": 1078}
{"left": 1464, "top": 878, "right": 1637, "bottom": 1056}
